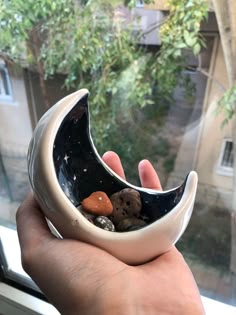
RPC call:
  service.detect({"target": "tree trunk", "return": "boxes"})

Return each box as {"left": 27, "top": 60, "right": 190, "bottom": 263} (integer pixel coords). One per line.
{"left": 31, "top": 29, "right": 51, "bottom": 109}
{"left": 212, "top": 0, "right": 234, "bottom": 85}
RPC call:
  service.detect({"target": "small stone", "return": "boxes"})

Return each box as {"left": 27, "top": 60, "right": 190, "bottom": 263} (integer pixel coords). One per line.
{"left": 117, "top": 218, "right": 147, "bottom": 232}
{"left": 138, "top": 214, "right": 150, "bottom": 222}
{"left": 110, "top": 188, "right": 142, "bottom": 224}
{"left": 81, "top": 191, "right": 113, "bottom": 216}
{"left": 94, "top": 216, "right": 116, "bottom": 232}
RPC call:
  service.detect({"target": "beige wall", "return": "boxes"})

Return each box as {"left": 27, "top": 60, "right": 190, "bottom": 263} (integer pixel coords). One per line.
{"left": 145, "top": 0, "right": 169, "bottom": 11}
{"left": 0, "top": 66, "right": 32, "bottom": 156}
{"left": 166, "top": 37, "right": 234, "bottom": 210}
{"left": 195, "top": 38, "right": 234, "bottom": 201}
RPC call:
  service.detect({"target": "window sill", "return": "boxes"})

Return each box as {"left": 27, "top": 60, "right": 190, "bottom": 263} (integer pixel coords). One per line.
{"left": 215, "top": 167, "right": 234, "bottom": 177}
{"left": 0, "top": 282, "right": 59, "bottom": 315}
{"left": 0, "top": 225, "right": 39, "bottom": 291}
{"left": 202, "top": 296, "right": 236, "bottom": 315}
{"left": 0, "top": 100, "right": 18, "bottom": 106}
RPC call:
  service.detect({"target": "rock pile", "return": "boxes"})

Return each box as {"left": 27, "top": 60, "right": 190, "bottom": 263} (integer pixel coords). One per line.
{"left": 78, "top": 188, "right": 149, "bottom": 232}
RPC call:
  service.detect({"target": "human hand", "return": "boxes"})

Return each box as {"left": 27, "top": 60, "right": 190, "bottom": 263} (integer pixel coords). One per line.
{"left": 16, "top": 151, "right": 205, "bottom": 315}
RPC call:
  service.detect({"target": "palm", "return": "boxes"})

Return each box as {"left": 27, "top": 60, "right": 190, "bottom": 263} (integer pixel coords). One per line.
{"left": 32, "top": 237, "right": 201, "bottom": 314}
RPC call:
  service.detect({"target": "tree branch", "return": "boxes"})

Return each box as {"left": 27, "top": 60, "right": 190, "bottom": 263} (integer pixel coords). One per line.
{"left": 138, "top": 14, "right": 172, "bottom": 39}
{"left": 31, "top": 28, "right": 51, "bottom": 109}
{"left": 187, "top": 65, "right": 226, "bottom": 92}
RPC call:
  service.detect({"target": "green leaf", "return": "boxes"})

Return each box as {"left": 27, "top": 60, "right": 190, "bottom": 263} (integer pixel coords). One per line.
{"left": 0, "top": 0, "right": 210, "bottom": 154}
{"left": 175, "top": 42, "right": 187, "bottom": 49}
{"left": 173, "top": 49, "right": 182, "bottom": 57}
{"left": 183, "top": 30, "right": 197, "bottom": 47}
{"left": 193, "top": 43, "right": 201, "bottom": 55}
{"left": 52, "top": 2, "right": 57, "bottom": 11}
{"left": 112, "top": 86, "right": 118, "bottom": 95}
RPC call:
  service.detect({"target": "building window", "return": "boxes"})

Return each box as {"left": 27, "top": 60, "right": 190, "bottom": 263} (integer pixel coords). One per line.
{"left": 217, "top": 139, "right": 234, "bottom": 176}
{"left": 221, "top": 140, "right": 234, "bottom": 168}
{"left": 0, "top": 62, "right": 13, "bottom": 101}
{"left": 136, "top": 0, "right": 144, "bottom": 7}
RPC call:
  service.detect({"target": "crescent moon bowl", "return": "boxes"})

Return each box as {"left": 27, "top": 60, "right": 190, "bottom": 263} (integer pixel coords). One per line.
{"left": 27, "top": 89, "right": 198, "bottom": 265}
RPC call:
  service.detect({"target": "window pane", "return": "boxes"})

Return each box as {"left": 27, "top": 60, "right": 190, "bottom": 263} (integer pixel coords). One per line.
{"left": 222, "top": 141, "right": 234, "bottom": 168}
{"left": 0, "top": 3, "right": 236, "bottom": 309}
{"left": 2, "top": 69, "right": 10, "bottom": 95}
{"left": 0, "top": 69, "right": 4, "bottom": 95}
{"left": 0, "top": 67, "right": 11, "bottom": 97}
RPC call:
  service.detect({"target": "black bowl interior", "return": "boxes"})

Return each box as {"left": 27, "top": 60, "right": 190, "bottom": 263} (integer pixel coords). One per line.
{"left": 53, "top": 93, "right": 187, "bottom": 222}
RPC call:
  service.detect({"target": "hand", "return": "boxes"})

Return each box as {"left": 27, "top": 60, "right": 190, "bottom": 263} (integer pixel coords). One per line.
{"left": 16, "top": 151, "right": 205, "bottom": 315}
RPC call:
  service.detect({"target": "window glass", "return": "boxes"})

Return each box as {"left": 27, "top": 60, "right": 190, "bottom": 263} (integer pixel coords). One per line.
{"left": 136, "top": 0, "right": 144, "bottom": 7}
{"left": 0, "top": 62, "right": 13, "bottom": 101}
{"left": 216, "top": 138, "right": 234, "bottom": 176}
{"left": 0, "top": 1, "right": 235, "bottom": 309}
{"left": 221, "top": 140, "right": 234, "bottom": 168}
{"left": 0, "top": 62, "right": 30, "bottom": 224}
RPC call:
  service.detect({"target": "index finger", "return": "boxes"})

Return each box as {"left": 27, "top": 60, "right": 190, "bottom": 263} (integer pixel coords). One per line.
{"left": 102, "top": 151, "right": 126, "bottom": 179}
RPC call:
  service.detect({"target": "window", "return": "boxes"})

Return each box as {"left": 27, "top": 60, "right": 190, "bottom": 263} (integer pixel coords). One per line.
{"left": 217, "top": 139, "right": 234, "bottom": 176}
{"left": 0, "top": 61, "right": 13, "bottom": 102}
{"left": 0, "top": 2, "right": 236, "bottom": 313}
{"left": 136, "top": 0, "right": 144, "bottom": 7}
{"left": 221, "top": 140, "right": 234, "bottom": 168}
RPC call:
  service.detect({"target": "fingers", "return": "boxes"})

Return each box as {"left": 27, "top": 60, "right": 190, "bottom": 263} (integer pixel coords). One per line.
{"left": 16, "top": 193, "right": 54, "bottom": 251}
{"left": 102, "top": 152, "right": 162, "bottom": 190}
{"left": 138, "top": 160, "right": 162, "bottom": 190}
{"left": 102, "top": 151, "right": 126, "bottom": 180}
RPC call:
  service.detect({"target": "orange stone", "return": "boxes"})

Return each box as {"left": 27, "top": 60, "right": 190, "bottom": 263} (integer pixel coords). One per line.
{"left": 81, "top": 191, "right": 113, "bottom": 216}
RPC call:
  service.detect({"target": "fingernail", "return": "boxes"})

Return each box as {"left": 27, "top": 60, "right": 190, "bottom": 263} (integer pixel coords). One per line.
{"left": 139, "top": 159, "right": 149, "bottom": 168}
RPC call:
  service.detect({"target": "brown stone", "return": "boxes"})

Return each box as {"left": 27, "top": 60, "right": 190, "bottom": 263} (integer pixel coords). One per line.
{"left": 110, "top": 188, "right": 142, "bottom": 224}
{"left": 81, "top": 191, "right": 113, "bottom": 216}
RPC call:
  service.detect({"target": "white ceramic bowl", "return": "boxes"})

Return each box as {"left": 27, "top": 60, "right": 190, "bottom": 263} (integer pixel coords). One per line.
{"left": 28, "top": 89, "right": 198, "bottom": 265}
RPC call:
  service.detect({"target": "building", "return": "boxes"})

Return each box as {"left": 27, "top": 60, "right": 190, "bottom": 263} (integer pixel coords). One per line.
{"left": 0, "top": 59, "right": 70, "bottom": 224}
{"left": 145, "top": 0, "right": 236, "bottom": 299}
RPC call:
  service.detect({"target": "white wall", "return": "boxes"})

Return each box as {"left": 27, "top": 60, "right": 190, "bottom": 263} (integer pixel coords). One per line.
{"left": 0, "top": 66, "right": 32, "bottom": 156}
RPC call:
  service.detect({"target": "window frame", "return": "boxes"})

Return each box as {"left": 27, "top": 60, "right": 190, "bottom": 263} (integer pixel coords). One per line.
{"left": 0, "top": 61, "right": 14, "bottom": 104}
{"left": 0, "top": 282, "right": 60, "bottom": 315}
{"left": 216, "top": 138, "right": 234, "bottom": 176}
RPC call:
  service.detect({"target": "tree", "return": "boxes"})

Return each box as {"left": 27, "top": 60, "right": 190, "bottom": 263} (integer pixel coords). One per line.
{"left": 0, "top": 0, "right": 208, "bottom": 160}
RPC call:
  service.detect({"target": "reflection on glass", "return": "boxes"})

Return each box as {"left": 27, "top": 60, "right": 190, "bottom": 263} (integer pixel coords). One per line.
{"left": 0, "top": 62, "right": 31, "bottom": 224}
{"left": 0, "top": 2, "right": 235, "bottom": 309}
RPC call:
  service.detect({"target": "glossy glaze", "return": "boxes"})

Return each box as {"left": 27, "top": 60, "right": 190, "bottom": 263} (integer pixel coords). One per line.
{"left": 27, "top": 89, "right": 198, "bottom": 264}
